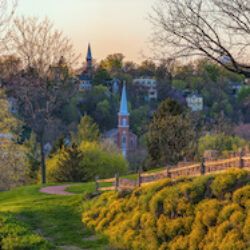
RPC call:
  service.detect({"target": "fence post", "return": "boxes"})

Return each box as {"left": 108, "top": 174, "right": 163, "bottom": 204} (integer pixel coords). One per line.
{"left": 115, "top": 173, "right": 119, "bottom": 190}
{"left": 166, "top": 166, "right": 171, "bottom": 178}
{"left": 95, "top": 176, "right": 99, "bottom": 193}
{"left": 239, "top": 149, "right": 244, "bottom": 169}
{"left": 138, "top": 167, "right": 142, "bottom": 187}
{"left": 200, "top": 157, "right": 205, "bottom": 175}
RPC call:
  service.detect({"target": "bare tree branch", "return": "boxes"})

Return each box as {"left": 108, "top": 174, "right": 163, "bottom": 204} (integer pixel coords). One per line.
{"left": 150, "top": 0, "right": 250, "bottom": 77}
{"left": 8, "top": 16, "right": 79, "bottom": 75}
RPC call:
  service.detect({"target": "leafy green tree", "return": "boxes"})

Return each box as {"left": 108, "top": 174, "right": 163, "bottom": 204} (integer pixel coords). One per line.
{"left": 71, "top": 115, "right": 101, "bottom": 145}
{"left": 93, "top": 68, "right": 111, "bottom": 85}
{"left": 47, "top": 141, "right": 128, "bottom": 183}
{"left": 198, "top": 133, "right": 247, "bottom": 158}
{"left": 23, "top": 131, "right": 41, "bottom": 184}
{"left": 237, "top": 85, "right": 250, "bottom": 101}
{"left": 0, "top": 90, "right": 25, "bottom": 191}
{"left": 78, "top": 85, "right": 119, "bottom": 131}
{"left": 146, "top": 98, "right": 196, "bottom": 168}
{"left": 101, "top": 53, "right": 124, "bottom": 73}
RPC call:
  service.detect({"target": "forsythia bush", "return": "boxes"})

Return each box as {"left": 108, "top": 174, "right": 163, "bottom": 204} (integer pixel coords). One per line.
{"left": 82, "top": 168, "right": 250, "bottom": 249}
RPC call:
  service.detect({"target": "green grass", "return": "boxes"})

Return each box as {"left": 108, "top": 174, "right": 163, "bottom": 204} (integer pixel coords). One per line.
{"left": 0, "top": 183, "right": 110, "bottom": 249}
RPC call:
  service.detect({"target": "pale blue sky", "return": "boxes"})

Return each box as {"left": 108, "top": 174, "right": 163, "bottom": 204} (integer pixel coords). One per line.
{"left": 16, "top": 0, "right": 155, "bottom": 64}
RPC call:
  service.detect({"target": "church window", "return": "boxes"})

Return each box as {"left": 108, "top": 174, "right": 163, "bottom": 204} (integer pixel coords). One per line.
{"left": 122, "top": 136, "right": 127, "bottom": 144}
{"left": 122, "top": 118, "right": 127, "bottom": 125}
{"left": 113, "top": 138, "right": 117, "bottom": 144}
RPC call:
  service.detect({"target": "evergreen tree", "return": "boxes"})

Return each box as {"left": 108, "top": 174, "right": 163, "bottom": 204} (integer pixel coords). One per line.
{"left": 55, "top": 143, "right": 88, "bottom": 182}
{"left": 146, "top": 98, "right": 196, "bottom": 168}
{"left": 23, "top": 132, "right": 41, "bottom": 183}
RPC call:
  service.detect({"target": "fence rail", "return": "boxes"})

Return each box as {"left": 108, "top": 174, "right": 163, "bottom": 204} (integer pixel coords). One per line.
{"left": 95, "top": 150, "right": 250, "bottom": 193}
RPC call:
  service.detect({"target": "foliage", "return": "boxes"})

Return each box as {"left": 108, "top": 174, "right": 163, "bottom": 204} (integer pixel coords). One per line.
{"left": 82, "top": 169, "right": 250, "bottom": 249}
{"left": 237, "top": 85, "right": 250, "bottom": 101}
{"left": 146, "top": 98, "right": 197, "bottom": 168}
{"left": 50, "top": 143, "right": 88, "bottom": 182}
{"left": 77, "top": 85, "right": 119, "bottom": 131}
{"left": 0, "top": 184, "right": 109, "bottom": 248}
{"left": 0, "top": 90, "right": 25, "bottom": 191}
{"left": 198, "top": 133, "right": 247, "bottom": 158}
{"left": 0, "top": 213, "right": 51, "bottom": 250}
{"left": 23, "top": 131, "right": 41, "bottom": 184}
{"left": 101, "top": 53, "right": 124, "bottom": 73}
{"left": 47, "top": 141, "right": 128, "bottom": 183}
{"left": 71, "top": 115, "right": 101, "bottom": 145}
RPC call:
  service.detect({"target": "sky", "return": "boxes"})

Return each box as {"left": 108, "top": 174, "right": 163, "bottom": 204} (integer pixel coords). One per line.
{"left": 16, "top": 0, "right": 155, "bottom": 65}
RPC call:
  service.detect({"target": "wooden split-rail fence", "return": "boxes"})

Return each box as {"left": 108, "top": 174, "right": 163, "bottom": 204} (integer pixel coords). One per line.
{"left": 95, "top": 150, "right": 250, "bottom": 193}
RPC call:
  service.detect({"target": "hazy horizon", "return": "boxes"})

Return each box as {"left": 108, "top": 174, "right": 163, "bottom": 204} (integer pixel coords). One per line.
{"left": 16, "top": 0, "right": 155, "bottom": 65}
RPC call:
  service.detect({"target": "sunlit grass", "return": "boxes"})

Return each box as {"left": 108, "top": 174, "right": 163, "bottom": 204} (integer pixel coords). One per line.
{"left": 0, "top": 184, "right": 110, "bottom": 249}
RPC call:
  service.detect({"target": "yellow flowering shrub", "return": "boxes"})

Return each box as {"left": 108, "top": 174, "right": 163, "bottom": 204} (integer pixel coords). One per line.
{"left": 82, "top": 169, "right": 249, "bottom": 249}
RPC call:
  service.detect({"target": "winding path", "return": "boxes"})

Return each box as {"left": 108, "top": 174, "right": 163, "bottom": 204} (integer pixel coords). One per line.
{"left": 40, "top": 184, "right": 76, "bottom": 195}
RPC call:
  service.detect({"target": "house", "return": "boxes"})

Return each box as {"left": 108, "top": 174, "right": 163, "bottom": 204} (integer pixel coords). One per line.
{"left": 77, "top": 44, "right": 93, "bottom": 91}
{"left": 103, "top": 83, "right": 137, "bottom": 156}
{"left": 186, "top": 93, "right": 203, "bottom": 111}
{"left": 133, "top": 77, "right": 158, "bottom": 101}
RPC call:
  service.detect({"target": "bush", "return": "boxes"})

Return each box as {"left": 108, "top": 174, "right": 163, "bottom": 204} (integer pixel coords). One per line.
{"left": 0, "top": 213, "right": 51, "bottom": 250}
{"left": 47, "top": 141, "right": 128, "bottom": 183}
{"left": 82, "top": 169, "right": 249, "bottom": 249}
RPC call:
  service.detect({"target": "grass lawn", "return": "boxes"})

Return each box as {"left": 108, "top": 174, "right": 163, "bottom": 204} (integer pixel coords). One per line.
{"left": 0, "top": 183, "right": 110, "bottom": 249}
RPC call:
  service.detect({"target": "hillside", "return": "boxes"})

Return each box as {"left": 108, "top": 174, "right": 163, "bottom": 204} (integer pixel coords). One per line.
{"left": 82, "top": 168, "right": 250, "bottom": 250}
{"left": 0, "top": 183, "right": 110, "bottom": 249}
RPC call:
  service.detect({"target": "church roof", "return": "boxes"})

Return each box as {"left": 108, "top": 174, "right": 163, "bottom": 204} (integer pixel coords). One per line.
{"left": 86, "top": 43, "right": 92, "bottom": 60}
{"left": 119, "top": 83, "right": 129, "bottom": 115}
{"left": 103, "top": 128, "right": 119, "bottom": 137}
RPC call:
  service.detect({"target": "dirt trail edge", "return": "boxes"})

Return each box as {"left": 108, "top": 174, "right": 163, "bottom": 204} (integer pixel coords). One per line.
{"left": 40, "top": 184, "right": 76, "bottom": 195}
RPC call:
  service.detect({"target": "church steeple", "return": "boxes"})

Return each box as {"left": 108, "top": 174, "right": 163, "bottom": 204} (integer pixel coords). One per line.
{"left": 86, "top": 43, "right": 92, "bottom": 74}
{"left": 119, "top": 83, "right": 129, "bottom": 116}
{"left": 86, "top": 43, "right": 92, "bottom": 60}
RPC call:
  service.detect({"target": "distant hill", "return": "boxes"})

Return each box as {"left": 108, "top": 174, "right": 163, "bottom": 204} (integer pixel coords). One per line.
{"left": 82, "top": 168, "right": 250, "bottom": 250}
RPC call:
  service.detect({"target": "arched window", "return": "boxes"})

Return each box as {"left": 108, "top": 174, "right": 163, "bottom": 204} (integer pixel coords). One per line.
{"left": 122, "top": 136, "right": 127, "bottom": 144}
{"left": 122, "top": 118, "right": 127, "bottom": 125}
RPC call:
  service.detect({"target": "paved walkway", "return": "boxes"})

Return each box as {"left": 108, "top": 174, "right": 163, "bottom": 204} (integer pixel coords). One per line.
{"left": 40, "top": 184, "right": 76, "bottom": 195}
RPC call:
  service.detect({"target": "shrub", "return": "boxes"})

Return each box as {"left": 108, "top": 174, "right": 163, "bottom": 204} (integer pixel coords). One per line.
{"left": 0, "top": 213, "right": 51, "bottom": 250}
{"left": 82, "top": 169, "right": 249, "bottom": 249}
{"left": 211, "top": 168, "right": 248, "bottom": 197}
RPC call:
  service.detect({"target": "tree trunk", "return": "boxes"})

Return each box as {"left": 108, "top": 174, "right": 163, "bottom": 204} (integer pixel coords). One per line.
{"left": 39, "top": 135, "right": 46, "bottom": 184}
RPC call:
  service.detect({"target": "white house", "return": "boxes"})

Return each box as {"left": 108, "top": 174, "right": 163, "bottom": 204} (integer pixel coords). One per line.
{"left": 186, "top": 93, "right": 203, "bottom": 111}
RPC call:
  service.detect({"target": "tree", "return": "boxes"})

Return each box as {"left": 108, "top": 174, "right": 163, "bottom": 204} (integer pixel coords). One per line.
{"left": 0, "top": 0, "right": 17, "bottom": 53}
{"left": 101, "top": 53, "right": 124, "bottom": 73}
{"left": 0, "top": 90, "right": 24, "bottom": 191}
{"left": 146, "top": 98, "right": 197, "bottom": 168}
{"left": 53, "top": 143, "right": 88, "bottom": 182}
{"left": 8, "top": 16, "right": 78, "bottom": 75}
{"left": 151, "top": 0, "right": 250, "bottom": 77}
{"left": 46, "top": 141, "right": 128, "bottom": 183}
{"left": 7, "top": 52, "right": 74, "bottom": 183}
{"left": 138, "top": 60, "right": 156, "bottom": 77}
{"left": 23, "top": 131, "right": 41, "bottom": 184}
{"left": 71, "top": 115, "right": 101, "bottom": 145}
